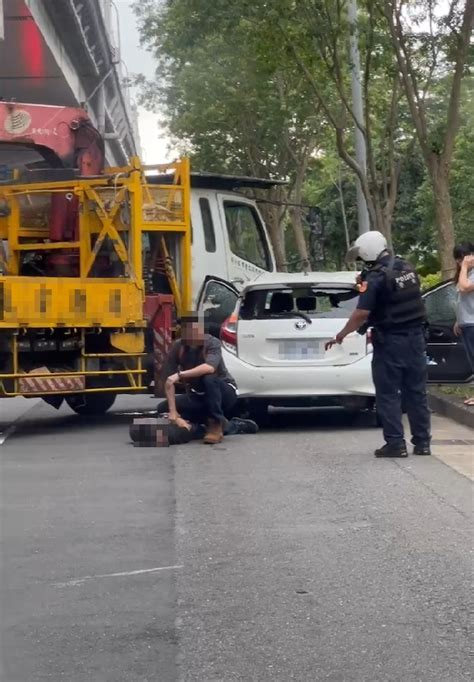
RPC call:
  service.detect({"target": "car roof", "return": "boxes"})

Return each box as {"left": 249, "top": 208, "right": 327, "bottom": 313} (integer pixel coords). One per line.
{"left": 242, "top": 271, "right": 359, "bottom": 292}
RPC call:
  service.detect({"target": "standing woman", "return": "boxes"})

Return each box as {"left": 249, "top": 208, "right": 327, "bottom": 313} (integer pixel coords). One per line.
{"left": 453, "top": 243, "right": 474, "bottom": 405}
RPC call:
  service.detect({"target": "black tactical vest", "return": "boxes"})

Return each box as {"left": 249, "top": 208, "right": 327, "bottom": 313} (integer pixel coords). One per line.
{"left": 368, "top": 256, "right": 426, "bottom": 330}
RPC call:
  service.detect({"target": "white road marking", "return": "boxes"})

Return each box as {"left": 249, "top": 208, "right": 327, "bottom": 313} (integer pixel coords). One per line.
{"left": 54, "top": 564, "right": 184, "bottom": 588}
{"left": 0, "top": 424, "right": 16, "bottom": 445}
{"left": 0, "top": 398, "right": 41, "bottom": 445}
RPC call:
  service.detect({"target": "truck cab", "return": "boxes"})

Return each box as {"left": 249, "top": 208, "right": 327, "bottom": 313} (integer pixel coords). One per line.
{"left": 149, "top": 172, "right": 280, "bottom": 335}
{"left": 149, "top": 172, "right": 278, "bottom": 299}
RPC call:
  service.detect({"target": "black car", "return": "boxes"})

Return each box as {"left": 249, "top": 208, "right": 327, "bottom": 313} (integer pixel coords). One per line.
{"left": 423, "top": 280, "right": 472, "bottom": 383}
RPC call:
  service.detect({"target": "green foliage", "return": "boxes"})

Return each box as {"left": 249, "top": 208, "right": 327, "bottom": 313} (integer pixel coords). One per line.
{"left": 396, "top": 121, "right": 474, "bottom": 272}
{"left": 303, "top": 157, "right": 358, "bottom": 269}
{"left": 133, "top": 0, "right": 321, "bottom": 177}
{"left": 420, "top": 272, "right": 442, "bottom": 291}
{"left": 132, "top": 0, "right": 472, "bottom": 273}
{"left": 449, "top": 125, "right": 474, "bottom": 244}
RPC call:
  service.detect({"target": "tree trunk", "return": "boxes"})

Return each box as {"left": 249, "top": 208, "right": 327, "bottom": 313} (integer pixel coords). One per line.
{"left": 288, "top": 160, "right": 311, "bottom": 270}
{"left": 258, "top": 199, "right": 287, "bottom": 271}
{"left": 335, "top": 170, "right": 350, "bottom": 251}
{"left": 289, "top": 205, "right": 310, "bottom": 270}
{"left": 429, "top": 159, "right": 456, "bottom": 279}
{"left": 372, "top": 197, "right": 392, "bottom": 245}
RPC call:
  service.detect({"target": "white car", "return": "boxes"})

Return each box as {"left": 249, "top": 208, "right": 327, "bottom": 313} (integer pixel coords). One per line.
{"left": 203, "top": 272, "right": 376, "bottom": 420}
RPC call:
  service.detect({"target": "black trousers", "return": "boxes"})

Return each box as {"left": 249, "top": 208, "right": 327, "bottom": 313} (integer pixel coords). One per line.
{"left": 157, "top": 375, "right": 238, "bottom": 424}
{"left": 372, "top": 328, "right": 431, "bottom": 447}
{"left": 460, "top": 325, "right": 474, "bottom": 371}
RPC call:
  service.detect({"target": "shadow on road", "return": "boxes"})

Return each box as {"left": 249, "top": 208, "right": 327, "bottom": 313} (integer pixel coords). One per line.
{"left": 261, "top": 407, "right": 377, "bottom": 432}
{"left": 3, "top": 404, "right": 377, "bottom": 441}
{"left": 4, "top": 411, "right": 140, "bottom": 436}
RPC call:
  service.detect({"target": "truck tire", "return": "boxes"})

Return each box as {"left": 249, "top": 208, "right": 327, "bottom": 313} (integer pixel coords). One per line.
{"left": 66, "top": 393, "right": 116, "bottom": 416}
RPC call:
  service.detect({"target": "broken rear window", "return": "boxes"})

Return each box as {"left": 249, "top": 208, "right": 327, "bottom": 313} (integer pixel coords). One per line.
{"left": 240, "top": 286, "right": 359, "bottom": 320}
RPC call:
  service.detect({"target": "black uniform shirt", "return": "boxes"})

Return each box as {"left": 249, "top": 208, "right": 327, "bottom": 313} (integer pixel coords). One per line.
{"left": 356, "top": 255, "right": 424, "bottom": 330}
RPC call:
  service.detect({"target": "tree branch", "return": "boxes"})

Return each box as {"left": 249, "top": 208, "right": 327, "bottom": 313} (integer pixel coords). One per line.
{"left": 443, "top": 0, "right": 474, "bottom": 162}
{"left": 298, "top": 0, "right": 368, "bottom": 137}
{"left": 383, "top": 1, "right": 430, "bottom": 154}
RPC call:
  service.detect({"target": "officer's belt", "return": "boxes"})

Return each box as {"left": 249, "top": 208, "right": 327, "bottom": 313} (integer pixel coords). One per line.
{"left": 373, "top": 325, "right": 424, "bottom": 336}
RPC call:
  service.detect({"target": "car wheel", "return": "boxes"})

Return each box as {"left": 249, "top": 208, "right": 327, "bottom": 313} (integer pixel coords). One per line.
{"left": 246, "top": 400, "right": 271, "bottom": 427}
{"left": 66, "top": 393, "right": 116, "bottom": 416}
{"left": 374, "top": 411, "right": 383, "bottom": 427}
{"left": 343, "top": 408, "right": 362, "bottom": 425}
{"left": 369, "top": 400, "right": 382, "bottom": 427}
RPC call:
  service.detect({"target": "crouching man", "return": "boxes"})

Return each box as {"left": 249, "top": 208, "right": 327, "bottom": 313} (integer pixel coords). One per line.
{"left": 158, "top": 313, "right": 238, "bottom": 444}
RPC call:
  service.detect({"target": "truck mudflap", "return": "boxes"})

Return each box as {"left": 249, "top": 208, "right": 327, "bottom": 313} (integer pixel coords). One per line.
{"left": 18, "top": 367, "right": 85, "bottom": 394}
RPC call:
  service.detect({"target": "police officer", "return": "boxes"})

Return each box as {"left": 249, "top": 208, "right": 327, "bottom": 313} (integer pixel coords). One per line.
{"left": 326, "top": 231, "right": 431, "bottom": 458}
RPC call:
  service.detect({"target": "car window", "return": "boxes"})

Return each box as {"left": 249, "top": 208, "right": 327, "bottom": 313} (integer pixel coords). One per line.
{"left": 199, "top": 197, "right": 216, "bottom": 253}
{"left": 424, "top": 282, "right": 457, "bottom": 327}
{"left": 240, "top": 287, "right": 358, "bottom": 320}
{"left": 224, "top": 201, "right": 271, "bottom": 271}
{"left": 200, "top": 280, "right": 238, "bottom": 328}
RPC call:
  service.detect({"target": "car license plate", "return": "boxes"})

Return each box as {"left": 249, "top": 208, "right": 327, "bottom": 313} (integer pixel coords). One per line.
{"left": 278, "top": 340, "right": 322, "bottom": 360}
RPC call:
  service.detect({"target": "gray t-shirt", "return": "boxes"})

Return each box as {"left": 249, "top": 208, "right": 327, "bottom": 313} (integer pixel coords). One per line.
{"left": 162, "top": 335, "right": 236, "bottom": 390}
{"left": 457, "top": 269, "right": 474, "bottom": 326}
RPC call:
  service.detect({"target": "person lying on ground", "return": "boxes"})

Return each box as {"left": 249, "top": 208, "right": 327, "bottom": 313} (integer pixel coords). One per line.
{"left": 130, "top": 416, "right": 258, "bottom": 447}
{"left": 165, "top": 416, "right": 258, "bottom": 445}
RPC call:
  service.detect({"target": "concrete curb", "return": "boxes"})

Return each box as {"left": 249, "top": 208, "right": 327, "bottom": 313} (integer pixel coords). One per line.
{"left": 428, "top": 391, "right": 474, "bottom": 430}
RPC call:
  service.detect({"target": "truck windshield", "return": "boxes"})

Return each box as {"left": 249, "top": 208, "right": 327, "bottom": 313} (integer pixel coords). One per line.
{"left": 240, "top": 286, "right": 359, "bottom": 320}
{"left": 224, "top": 201, "right": 271, "bottom": 271}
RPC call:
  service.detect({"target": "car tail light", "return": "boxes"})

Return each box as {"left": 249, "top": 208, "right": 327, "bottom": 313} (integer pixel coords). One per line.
{"left": 220, "top": 313, "right": 238, "bottom": 355}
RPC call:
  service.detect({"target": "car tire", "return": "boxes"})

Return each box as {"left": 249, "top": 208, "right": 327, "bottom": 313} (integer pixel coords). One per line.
{"left": 246, "top": 400, "right": 271, "bottom": 427}
{"left": 369, "top": 400, "right": 383, "bottom": 427}
{"left": 343, "top": 408, "right": 362, "bottom": 424}
{"left": 66, "top": 393, "right": 116, "bottom": 416}
{"left": 374, "top": 411, "right": 383, "bottom": 427}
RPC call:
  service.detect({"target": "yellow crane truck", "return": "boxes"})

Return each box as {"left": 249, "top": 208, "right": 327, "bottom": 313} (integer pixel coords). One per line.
{"left": 0, "top": 102, "right": 191, "bottom": 414}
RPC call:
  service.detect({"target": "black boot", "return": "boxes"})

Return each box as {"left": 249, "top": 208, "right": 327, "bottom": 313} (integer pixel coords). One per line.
{"left": 375, "top": 443, "right": 408, "bottom": 458}
{"left": 228, "top": 417, "right": 259, "bottom": 435}
{"left": 413, "top": 444, "right": 431, "bottom": 456}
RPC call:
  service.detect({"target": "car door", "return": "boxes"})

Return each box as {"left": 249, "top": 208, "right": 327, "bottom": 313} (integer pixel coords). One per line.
{"left": 217, "top": 194, "right": 275, "bottom": 288}
{"left": 423, "top": 281, "right": 472, "bottom": 382}
{"left": 196, "top": 276, "right": 239, "bottom": 339}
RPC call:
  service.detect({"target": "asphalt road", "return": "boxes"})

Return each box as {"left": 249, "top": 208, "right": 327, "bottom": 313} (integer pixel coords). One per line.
{"left": 0, "top": 398, "right": 472, "bottom": 682}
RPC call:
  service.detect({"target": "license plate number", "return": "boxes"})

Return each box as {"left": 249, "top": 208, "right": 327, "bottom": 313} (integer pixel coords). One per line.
{"left": 278, "top": 340, "right": 322, "bottom": 360}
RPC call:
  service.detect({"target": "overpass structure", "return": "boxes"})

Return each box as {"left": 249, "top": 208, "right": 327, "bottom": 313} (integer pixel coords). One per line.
{"left": 0, "top": 0, "right": 140, "bottom": 166}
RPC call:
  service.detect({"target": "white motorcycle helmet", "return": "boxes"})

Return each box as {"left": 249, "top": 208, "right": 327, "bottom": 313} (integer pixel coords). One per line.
{"left": 346, "top": 230, "right": 388, "bottom": 264}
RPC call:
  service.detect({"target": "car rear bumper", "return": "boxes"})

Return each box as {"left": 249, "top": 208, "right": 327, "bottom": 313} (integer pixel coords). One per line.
{"left": 223, "top": 349, "right": 375, "bottom": 398}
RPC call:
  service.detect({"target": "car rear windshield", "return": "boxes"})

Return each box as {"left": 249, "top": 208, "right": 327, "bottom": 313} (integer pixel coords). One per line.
{"left": 240, "top": 286, "right": 359, "bottom": 320}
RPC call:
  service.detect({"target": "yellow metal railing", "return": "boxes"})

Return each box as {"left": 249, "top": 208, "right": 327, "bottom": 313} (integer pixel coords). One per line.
{"left": 0, "top": 339, "right": 146, "bottom": 397}
{"left": 0, "top": 157, "right": 191, "bottom": 398}
{"left": 0, "top": 157, "right": 192, "bottom": 327}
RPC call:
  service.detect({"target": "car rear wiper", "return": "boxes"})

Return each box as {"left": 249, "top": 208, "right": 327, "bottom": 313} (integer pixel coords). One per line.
{"left": 271, "top": 311, "right": 312, "bottom": 324}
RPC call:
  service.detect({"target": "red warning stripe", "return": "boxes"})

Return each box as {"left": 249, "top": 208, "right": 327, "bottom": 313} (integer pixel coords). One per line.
{"left": 19, "top": 375, "right": 85, "bottom": 394}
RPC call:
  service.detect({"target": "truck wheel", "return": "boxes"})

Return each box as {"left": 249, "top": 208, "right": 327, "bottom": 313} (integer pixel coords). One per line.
{"left": 66, "top": 393, "right": 116, "bottom": 416}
